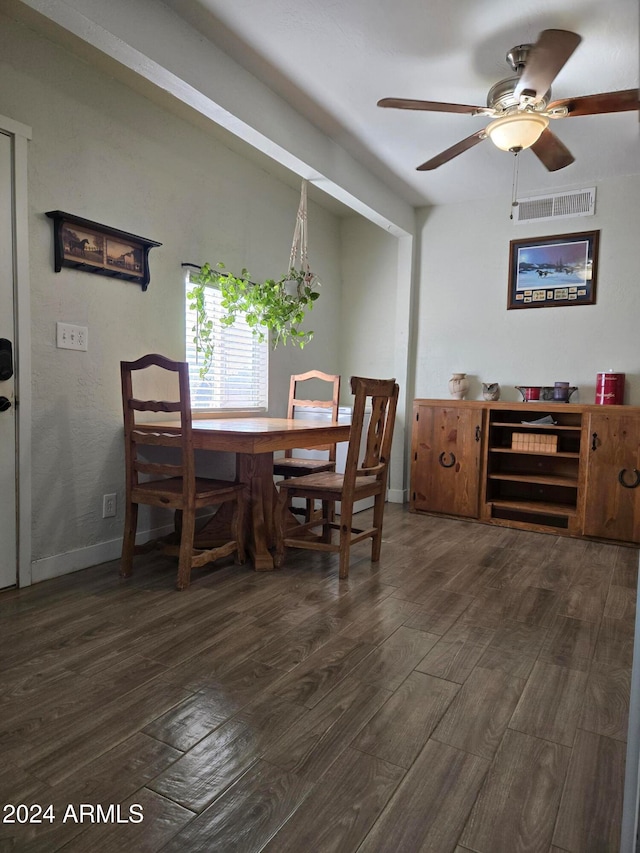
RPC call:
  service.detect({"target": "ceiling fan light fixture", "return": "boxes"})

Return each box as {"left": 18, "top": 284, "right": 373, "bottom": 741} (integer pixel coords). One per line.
{"left": 486, "top": 112, "right": 549, "bottom": 151}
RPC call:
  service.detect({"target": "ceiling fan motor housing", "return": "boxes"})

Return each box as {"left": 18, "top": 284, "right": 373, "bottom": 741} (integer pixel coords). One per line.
{"left": 487, "top": 76, "right": 550, "bottom": 112}
{"left": 506, "top": 44, "right": 532, "bottom": 72}
{"left": 488, "top": 43, "right": 551, "bottom": 113}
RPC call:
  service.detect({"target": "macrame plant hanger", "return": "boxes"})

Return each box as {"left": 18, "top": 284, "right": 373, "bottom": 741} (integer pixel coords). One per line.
{"left": 288, "top": 179, "right": 315, "bottom": 286}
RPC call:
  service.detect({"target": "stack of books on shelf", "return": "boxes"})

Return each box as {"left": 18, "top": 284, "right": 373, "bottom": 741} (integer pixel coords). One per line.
{"left": 511, "top": 432, "right": 558, "bottom": 453}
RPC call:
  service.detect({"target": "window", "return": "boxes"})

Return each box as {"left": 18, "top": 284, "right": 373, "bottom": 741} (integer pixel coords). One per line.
{"left": 185, "top": 270, "right": 268, "bottom": 411}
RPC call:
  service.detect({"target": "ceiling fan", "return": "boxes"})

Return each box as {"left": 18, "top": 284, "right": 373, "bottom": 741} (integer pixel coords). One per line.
{"left": 378, "top": 29, "right": 639, "bottom": 172}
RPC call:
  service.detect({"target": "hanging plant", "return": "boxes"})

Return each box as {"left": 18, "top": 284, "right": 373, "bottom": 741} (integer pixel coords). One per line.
{"left": 221, "top": 265, "right": 319, "bottom": 346}
{"left": 187, "top": 180, "right": 321, "bottom": 378}
{"left": 186, "top": 263, "right": 247, "bottom": 378}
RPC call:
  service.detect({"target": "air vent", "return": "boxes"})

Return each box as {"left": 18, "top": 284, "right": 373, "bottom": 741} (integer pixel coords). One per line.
{"left": 514, "top": 187, "right": 596, "bottom": 224}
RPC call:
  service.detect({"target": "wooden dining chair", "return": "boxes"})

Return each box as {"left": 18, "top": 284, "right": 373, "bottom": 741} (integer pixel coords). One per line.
{"left": 274, "top": 376, "right": 399, "bottom": 579}
{"left": 273, "top": 369, "right": 341, "bottom": 521}
{"left": 120, "top": 353, "right": 245, "bottom": 590}
{"left": 273, "top": 369, "right": 341, "bottom": 478}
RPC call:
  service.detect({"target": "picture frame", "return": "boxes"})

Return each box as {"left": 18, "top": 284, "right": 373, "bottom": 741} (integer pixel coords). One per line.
{"left": 46, "top": 211, "right": 162, "bottom": 291}
{"left": 507, "top": 229, "right": 599, "bottom": 310}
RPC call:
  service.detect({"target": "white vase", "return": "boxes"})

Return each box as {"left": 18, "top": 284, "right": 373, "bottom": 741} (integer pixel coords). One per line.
{"left": 448, "top": 372, "right": 469, "bottom": 400}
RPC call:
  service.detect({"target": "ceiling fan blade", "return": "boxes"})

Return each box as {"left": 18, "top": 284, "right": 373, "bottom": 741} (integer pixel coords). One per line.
{"left": 417, "top": 130, "right": 486, "bottom": 171}
{"left": 514, "top": 29, "right": 582, "bottom": 103}
{"left": 530, "top": 128, "right": 575, "bottom": 171}
{"left": 377, "top": 97, "right": 485, "bottom": 114}
{"left": 547, "top": 88, "right": 639, "bottom": 117}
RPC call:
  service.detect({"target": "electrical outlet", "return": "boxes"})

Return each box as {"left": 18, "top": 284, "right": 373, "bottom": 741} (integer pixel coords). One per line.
{"left": 102, "top": 493, "right": 116, "bottom": 518}
{"left": 57, "top": 322, "right": 88, "bottom": 351}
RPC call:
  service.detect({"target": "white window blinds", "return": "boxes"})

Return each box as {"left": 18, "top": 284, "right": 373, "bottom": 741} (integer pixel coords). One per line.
{"left": 185, "top": 270, "right": 268, "bottom": 411}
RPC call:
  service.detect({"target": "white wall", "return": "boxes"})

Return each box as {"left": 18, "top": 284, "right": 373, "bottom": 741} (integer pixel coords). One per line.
{"left": 339, "top": 217, "right": 399, "bottom": 390}
{"left": 0, "top": 14, "right": 343, "bottom": 576}
{"left": 340, "top": 217, "right": 410, "bottom": 501}
{"left": 415, "top": 175, "right": 640, "bottom": 405}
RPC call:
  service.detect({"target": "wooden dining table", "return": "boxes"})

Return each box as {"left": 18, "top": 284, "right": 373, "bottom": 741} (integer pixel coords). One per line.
{"left": 136, "top": 416, "right": 351, "bottom": 570}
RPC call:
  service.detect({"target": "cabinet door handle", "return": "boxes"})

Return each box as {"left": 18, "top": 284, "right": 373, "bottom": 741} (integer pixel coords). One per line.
{"left": 475, "top": 425, "right": 481, "bottom": 442}
{"left": 618, "top": 468, "right": 640, "bottom": 489}
{"left": 438, "top": 451, "right": 456, "bottom": 468}
{"left": 592, "top": 432, "right": 598, "bottom": 451}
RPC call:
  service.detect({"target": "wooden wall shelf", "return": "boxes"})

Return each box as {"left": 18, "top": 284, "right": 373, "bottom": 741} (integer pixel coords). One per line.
{"left": 46, "top": 210, "right": 161, "bottom": 290}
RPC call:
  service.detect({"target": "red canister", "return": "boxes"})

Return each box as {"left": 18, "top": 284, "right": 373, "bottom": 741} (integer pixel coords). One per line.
{"left": 595, "top": 372, "right": 625, "bottom": 405}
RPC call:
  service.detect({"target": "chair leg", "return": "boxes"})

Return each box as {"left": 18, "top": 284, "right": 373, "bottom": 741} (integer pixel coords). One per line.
{"left": 172, "top": 508, "right": 183, "bottom": 545}
{"left": 371, "top": 492, "right": 386, "bottom": 562}
{"left": 176, "top": 506, "right": 196, "bottom": 590}
{"left": 120, "top": 501, "right": 138, "bottom": 577}
{"left": 338, "top": 500, "right": 354, "bottom": 580}
{"left": 304, "top": 498, "right": 313, "bottom": 523}
{"left": 274, "top": 486, "right": 290, "bottom": 568}
{"left": 321, "top": 500, "right": 333, "bottom": 543}
{"left": 234, "top": 493, "right": 246, "bottom": 565}
{"left": 327, "top": 500, "right": 336, "bottom": 524}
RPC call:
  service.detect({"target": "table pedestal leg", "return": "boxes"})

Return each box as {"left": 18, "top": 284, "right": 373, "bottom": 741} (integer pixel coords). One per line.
{"left": 237, "top": 452, "right": 275, "bottom": 571}
{"left": 193, "top": 450, "right": 305, "bottom": 572}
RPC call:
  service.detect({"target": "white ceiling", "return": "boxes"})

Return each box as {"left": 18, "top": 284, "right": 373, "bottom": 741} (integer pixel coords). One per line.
{"left": 160, "top": 0, "right": 639, "bottom": 208}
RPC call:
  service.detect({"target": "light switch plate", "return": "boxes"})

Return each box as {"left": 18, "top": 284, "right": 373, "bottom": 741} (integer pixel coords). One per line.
{"left": 57, "top": 322, "right": 88, "bottom": 351}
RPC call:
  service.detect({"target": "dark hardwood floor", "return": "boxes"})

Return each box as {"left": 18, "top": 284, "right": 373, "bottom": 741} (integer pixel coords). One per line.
{"left": 0, "top": 505, "right": 636, "bottom": 852}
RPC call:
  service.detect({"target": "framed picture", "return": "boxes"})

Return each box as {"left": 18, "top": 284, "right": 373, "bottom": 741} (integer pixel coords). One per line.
{"left": 507, "top": 230, "right": 599, "bottom": 310}
{"left": 46, "top": 211, "right": 161, "bottom": 290}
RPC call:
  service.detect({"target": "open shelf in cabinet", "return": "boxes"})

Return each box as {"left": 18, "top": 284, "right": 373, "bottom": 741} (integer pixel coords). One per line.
{"left": 485, "top": 405, "right": 583, "bottom": 530}
{"left": 490, "top": 448, "right": 579, "bottom": 459}
{"left": 489, "top": 501, "right": 572, "bottom": 530}
{"left": 491, "top": 421, "right": 581, "bottom": 431}
{"left": 488, "top": 472, "right": 578, "bottom": 488}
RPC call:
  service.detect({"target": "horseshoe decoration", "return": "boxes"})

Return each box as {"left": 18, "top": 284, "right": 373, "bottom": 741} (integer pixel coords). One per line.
{"left": 438, "top": 451, "right": 456, "bottom": 468}
{"left": 618, "top": 468, "right": 640, "bottom": 489}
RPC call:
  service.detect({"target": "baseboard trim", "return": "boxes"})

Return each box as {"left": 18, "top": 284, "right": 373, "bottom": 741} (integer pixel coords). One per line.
{"left": 29, "top": 491, "right": 408, "bottom": 584}
{"left": 30, "top": 523, "right": 174, "bottom": 584}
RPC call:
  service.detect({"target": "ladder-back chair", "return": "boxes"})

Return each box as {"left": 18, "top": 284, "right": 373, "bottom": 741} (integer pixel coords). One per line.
{"left": 274, "top": 376, "right": 399, "bottom": 579}
{"left": 121, "top": 353, "right": 245, "bottom": 590}
{"left": 273, "top": 370, "right": 341, "bottom": 478}
{"left": 273, "top": 370, "right": 341, "bottom": 521}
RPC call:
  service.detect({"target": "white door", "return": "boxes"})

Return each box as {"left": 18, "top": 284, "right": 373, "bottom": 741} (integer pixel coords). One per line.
{"left": 0, "top": 131, "right": 17, "bottom": 589}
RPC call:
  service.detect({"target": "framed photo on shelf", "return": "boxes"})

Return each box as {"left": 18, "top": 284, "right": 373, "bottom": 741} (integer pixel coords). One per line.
{"left": 46, "top": 211, "right": 161, "bottom": 290}
{"left": 507, "top": 230, "right": 599, "bottom": 310}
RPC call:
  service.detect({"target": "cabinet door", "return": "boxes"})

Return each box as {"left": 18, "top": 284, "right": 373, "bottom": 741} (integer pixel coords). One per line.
{"left": 583, "top": 411, "right": 640, "bottom": 543}
{"left": 411, "top": 404, "right": 483, "bottom": 518}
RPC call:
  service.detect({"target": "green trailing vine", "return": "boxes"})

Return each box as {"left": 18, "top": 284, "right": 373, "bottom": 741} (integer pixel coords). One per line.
{"left": 187, "top": 261, "right": 320, "bottom": 378}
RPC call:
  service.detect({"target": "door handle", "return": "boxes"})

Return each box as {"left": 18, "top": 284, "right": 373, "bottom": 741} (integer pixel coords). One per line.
{"left": 438, "top": 451, "right": 456, "bottom": 468}
{"left": 0, "top": 396, "right": 11, "bottom": 412}
{"left": 0, "top": 339, "right": 13, "bottom": 381}
{"left": 618, "top": 468, "right": 640, "bottom": 489}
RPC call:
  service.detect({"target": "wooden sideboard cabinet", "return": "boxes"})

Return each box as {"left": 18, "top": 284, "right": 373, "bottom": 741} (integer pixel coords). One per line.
{"left": 411, "top": 399, "right": 640, "bottom": 546}
{"left": 583, "top": 409, "right": 640, "bottom": 542}
{"left": 411, "top": 401, "right": 484, "bottom": 518}
{"left": 411, "top": 402, "right": 484, "bottom": 518}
